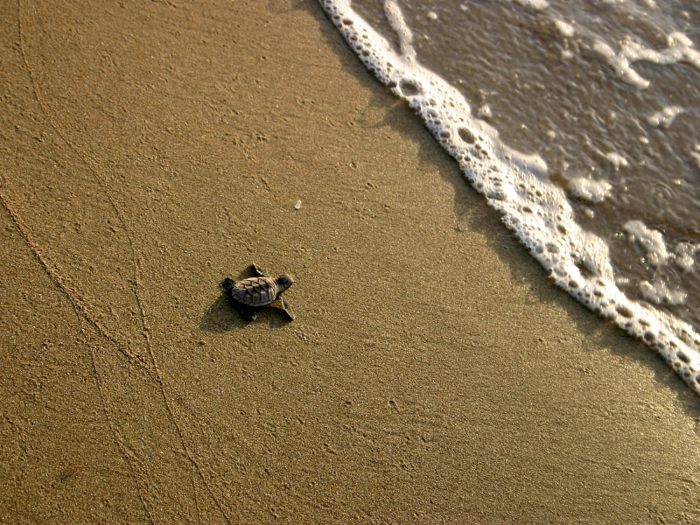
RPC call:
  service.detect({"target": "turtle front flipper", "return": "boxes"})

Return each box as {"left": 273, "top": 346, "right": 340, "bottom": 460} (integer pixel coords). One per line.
{"left": 251, "top": 263, "right": 270, "bottom": 278}
{"left": 280, "top": 296, "right": 294, "bottom": 321}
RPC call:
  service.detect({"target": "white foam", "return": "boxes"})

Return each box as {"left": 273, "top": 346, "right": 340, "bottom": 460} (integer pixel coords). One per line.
{"left": 603, "top": 152, "right": 629, "bottom": 170}
{"left": 384, "top": 0, "right": 415, "bottom": 62}
{"left": 691, "top": 149, "right": 700, "bottom": 172}
{"left": 318, "top": 0, "right": 700, "bottom": 396}
{"left": 515, "top": 0, "right": 549, "bottom": 10}
{"left": 675, "top": 242, "right": 697, "bottom": 272}
{"left": 567, "top": 177, "right": 612, "bottom": 204}
{"left": 592, "top": 40, "right": 650, "bottom": 89}
{"left": 624, "top": 220, "right": 672, "bottom": 268}
{"left": 554, "top": 20, "right": 575, "bottom": 38}
{"left": 593, "top": 33, "right": 700, "bottom": 89}
{"left": 648, "top": 106, "right": 685, "bottom": 129}
{"left": 477, "top": 104, "right": 492, "bottom": 120}
{"left": 639, "top": 280, "right": 687, "bottom": 306}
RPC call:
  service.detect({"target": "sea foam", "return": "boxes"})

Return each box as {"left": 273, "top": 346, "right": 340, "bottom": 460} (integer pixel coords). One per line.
{"left": 318, "top": 0, "right": 700, "bottom": 395}
{"left": 593, "top": 33, "right": 700, "bottom": 89}
{"left": 648, "top": 106, "right": 685, "bottom": 129}
{"left": 567, "top": 177, "right": 612, "bottom": 204}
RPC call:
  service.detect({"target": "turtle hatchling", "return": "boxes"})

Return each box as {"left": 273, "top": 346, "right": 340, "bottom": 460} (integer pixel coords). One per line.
{"left": 222, "top": 263, "right": 294, "bottom": 321}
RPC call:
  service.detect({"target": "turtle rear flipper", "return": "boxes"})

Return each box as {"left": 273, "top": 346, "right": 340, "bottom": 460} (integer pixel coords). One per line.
{"left": 239, "top": 304, "right": 257, "bottom": 321}
{"left": 280, "top": 296, "right": 294, "bottom": 321}
{"left": 222, "top": 277, "right": 236, "bottom": 292}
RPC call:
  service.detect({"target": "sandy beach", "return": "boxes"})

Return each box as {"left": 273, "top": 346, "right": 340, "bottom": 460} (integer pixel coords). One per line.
{"left": 1, "top": 1, "right": 700, "bottom": 523}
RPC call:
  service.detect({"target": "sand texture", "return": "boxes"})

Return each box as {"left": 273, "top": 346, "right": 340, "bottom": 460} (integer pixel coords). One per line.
{"left": 1, "top": 1, "right": 700, "bottom": 523}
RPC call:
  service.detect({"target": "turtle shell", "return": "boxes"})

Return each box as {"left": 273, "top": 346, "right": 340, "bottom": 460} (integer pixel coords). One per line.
{"left": 231, "top": 276, "right": 279, "bottom": 307}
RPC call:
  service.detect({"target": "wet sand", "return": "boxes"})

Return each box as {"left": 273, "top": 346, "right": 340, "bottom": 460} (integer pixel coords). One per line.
{"left": 1, "top": 1, "right": 700, "bottom": 523}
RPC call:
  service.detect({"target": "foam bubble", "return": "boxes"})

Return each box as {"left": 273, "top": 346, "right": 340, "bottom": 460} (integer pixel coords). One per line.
{"left": 691, "top": 149, "right": 700, "bottom": 172}
{"left": 515, "top": 0, "right": 549, "bottom": 10}
{"left": 593, "top": 40, "right": 650, "bottom": 89}
{"left": 593, "top": 33, "right": 700, "bottom": 90}
{"left": 554, "top": 20, "right": 575, "bottom": 38}
{"left": 639, "top": 280, "right": 687, "bottom": 306}
{"left": 384, "top": 0, "right": 415, "bottom": 62}
{"left": 648, "top": 106, "right": 685, "bottom": 129}
{"left": 624, "top": 220, "right": 672, "bottom": 268}
{"left": 675, "top": 242, "right": 697, "bottom": 272}
{"left": 319, "top": 0, "right": 700, "bottom": 396}
{"left": 567, "top": 177, "right": 612, "bottom": 204}
{"left": 477, "top": 104, "right": 492, "bottom": 119}
{"left": 603, "top": 152, "right": 629, "bottom": 170}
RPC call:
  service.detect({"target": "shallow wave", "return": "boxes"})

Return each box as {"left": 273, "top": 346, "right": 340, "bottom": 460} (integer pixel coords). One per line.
{"left": 318, "top": 0, "right": 700, "bottom": 396}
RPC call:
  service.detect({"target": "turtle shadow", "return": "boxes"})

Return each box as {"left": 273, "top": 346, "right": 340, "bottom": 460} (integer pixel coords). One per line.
{"left": 199, "top": 265, "right": 294, "bottom": 332}
{"left": 200, "top": 293, "right": 244, "bottom": 333}
{"left": 200, "top": 291, "right": 293, "bottom": 332}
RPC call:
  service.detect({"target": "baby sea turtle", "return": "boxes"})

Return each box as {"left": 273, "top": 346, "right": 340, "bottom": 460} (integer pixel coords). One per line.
{"left": 222, "top": 263, "right": 294, "bottom": 321}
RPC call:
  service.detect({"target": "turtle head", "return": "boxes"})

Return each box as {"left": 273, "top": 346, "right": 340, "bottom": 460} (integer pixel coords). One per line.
{"left": 275, "top": 274, "right": 294, "bottom": 294}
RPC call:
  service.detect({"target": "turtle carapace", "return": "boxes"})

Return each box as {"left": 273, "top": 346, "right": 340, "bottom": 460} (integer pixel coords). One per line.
{"left": 222, "top": 264, "right": 294, "bottom": 321}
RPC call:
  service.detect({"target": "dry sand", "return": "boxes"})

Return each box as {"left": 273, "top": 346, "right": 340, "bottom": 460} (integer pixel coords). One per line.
{"left": 1, "top": 1, "right": 700, "bottom": 523}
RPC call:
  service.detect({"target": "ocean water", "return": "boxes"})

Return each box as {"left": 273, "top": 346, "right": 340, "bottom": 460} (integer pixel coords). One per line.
{"left": 318, "top": 0, "right": 700, "bottom": 395}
